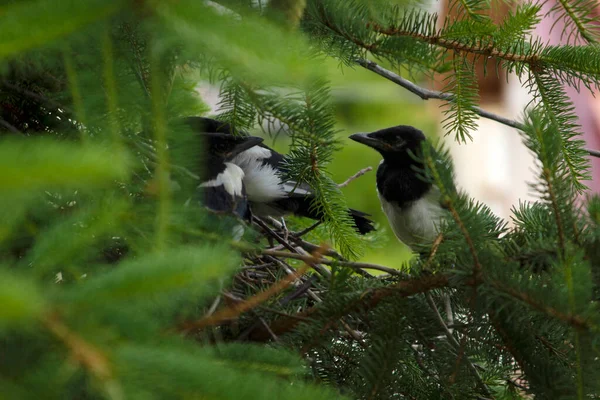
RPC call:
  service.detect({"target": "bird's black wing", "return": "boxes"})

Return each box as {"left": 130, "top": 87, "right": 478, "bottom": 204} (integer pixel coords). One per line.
{"left": 184, "top": 116, "right": 375, "bottom": 234}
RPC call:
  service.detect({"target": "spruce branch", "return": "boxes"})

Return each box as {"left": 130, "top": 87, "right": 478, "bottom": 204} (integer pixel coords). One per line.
{"left": 0, "top": 117, "right": 20, "bottom": 133}
{"left": 425, "top": 293, "right": 491, "bottom": 397}
{"left": 249, "top": 273, "right": 451, "bottom": 341}
{"left": 101, "top": 25, "right": 121, "bottom": 148}
{"left": 357, "top": 58, "right": 600, "bottom": 159}
{"left": 120, "top": 22, "right": 151, "bottom": 99}
{"left": 487, "top": 310, "right": 529, "bottom": 385}
{"left": 423, "top": 149, "right": 482, "bottom": 281}
{"left": 550, "top": 0, "right": 600, "bottom": 44}
{"left": 490, "top": 280, "right": 595, "bottom": 331}
{"left": 367, "top": 21, "right": 539, "bottom": 64}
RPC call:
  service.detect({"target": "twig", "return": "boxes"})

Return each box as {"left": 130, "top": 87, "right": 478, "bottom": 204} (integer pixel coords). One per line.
{"left": 262, "top": 249, "right": 402, "bottom": 275}
{"left": 253, "top": 216, "right": 300, "bottom": 253}
{"left": 292, "top": 238, "right": 344, "bottom": 260}
{"left": 178, "top": 253, "right": 315, "bottom": 333}
{"left": 423, "top": 232, "right": 444, "bottom": 270}
{"left": 425, "top": 294, "right": 491, "bottom": 397}
{"left": 294, "top": 220, "right": 323, "bottom": 237}
{"left": 205, "top": 296, "right": 221, "bottom": 317}
{"left": 1, "top": 80, "right": 74, "bottom": 115}
{"left": 444, "top": 294, "right": 454, "bottom": 335}
{"left": 338, "top": 166, "right": 373, "bottom": 188}
{"left": 258, "top": 306, "right": 313, "bottom": 321}
{"left": 258, "top": 315, "right": 279, "bottom": 342}
{"left": 255, "top": 216, "right": 331, "bottom": 277}
{"left": 264, "top": 256, "right": 365, "bottom": 345}
{"left": 356, "top": 58, "right": 600, "bottom": 159}
{"left": 0, "top": 118, "right": 21, "bottom": 133}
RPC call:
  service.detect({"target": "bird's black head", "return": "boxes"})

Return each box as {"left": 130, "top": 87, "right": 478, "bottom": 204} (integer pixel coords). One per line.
{"left": 349, "top": 125, "right": 426, "bottom": 160}
{"left": 200, "top": 132, "right": 264, "bottom": 160}
{"left": 182, "top": 117, "right": 263, "bottom": 160}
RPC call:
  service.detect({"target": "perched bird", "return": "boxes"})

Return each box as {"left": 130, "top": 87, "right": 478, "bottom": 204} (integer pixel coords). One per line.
{"left": 349, "top": 125, "right": 446, "bottom": 250}
{"left": 194, "top": 131, "right": 264, "bottom": 218}
{"left": 184, "top": 117, "right": 375, "bottom": 234}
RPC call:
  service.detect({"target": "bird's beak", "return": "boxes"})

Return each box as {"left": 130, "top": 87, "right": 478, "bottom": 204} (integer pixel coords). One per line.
{"left": 349, "top": 133, "right": 386, "bottom": 151}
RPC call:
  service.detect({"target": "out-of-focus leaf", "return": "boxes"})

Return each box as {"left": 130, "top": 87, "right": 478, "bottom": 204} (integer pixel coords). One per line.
{"left": 116, "top": 343, "right": 346, "bottom": 400}
{"left": 0, "top": 0, "right": 124, "bottom": 59}
{"left": 0, "top": 139, "right": 130, "bottom": 193}
{"left": 66, "top": 245, "right": 239, "bottom": 305}
{"left": 0, "top": 270, "right": 44, "bottom": 327}
{"left": 208, "top": 343, "right": 305, "bottom": 378}
{"left": 153, "top": 0, "right": 321, "bottom": 87}
{"left": 27, "top": 197, "right": 130, "bottom": 274}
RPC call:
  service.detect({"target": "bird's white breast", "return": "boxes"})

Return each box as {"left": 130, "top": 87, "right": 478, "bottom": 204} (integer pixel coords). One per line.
{"left": 199, "top": 162, "right": 245, "bottom": 197}
{"left": 378, "top": 187, "right": 444, "bottom": 249}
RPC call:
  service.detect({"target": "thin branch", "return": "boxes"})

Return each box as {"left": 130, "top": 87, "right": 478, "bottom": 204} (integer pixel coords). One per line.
{"left": 254, "top": 216, "right": 331, "bottom": 277}
{"left": 338, "top": 166, "right": 373, "bottom": 188}
{"left": 264, "top": 256, "right": 365, "bottom": 345}
{"left": 0, "top": 118, "right": 20, "bottom": 133}
{"left": 425, "top": 293, "right": 492, "bottom": 397}
{"left": 356, "top": 59, "right": 600, "bottom": 158}
{"left": 262, "top": 249, "right": 403, "bottom": 275}
{"left": 294, "top": 220, "right": 323, "bottom": 237}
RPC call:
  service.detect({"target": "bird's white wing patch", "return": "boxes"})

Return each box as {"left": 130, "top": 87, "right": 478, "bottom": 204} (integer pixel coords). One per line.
{"left": 199, "top": 162, "right": 245, "bottom": 197}
{"left": 232, "top": 147, "right": 312, "bottom": 202}
{"left": 232, "top": 148, "right": 287, "bottom": 202}
{"left": 234, "top": 146, "right": 272, "bottom": 162}
{"left": 378, "top": 187, "right": 444, "bottom": 250}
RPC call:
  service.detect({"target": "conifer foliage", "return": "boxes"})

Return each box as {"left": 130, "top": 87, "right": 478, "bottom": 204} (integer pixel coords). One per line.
{"left": 1, "top": 0, "right": 600, "bottom": 399}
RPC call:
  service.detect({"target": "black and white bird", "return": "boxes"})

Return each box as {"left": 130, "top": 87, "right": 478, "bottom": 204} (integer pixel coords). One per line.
{"left": 185, "top": 117, "right": 375, "bottom": 234}
{"left": 194, "top": 130, "right": 263, "bottom": 218}
{"left": 349, "top": 125, "right": 447, "bottom": 250}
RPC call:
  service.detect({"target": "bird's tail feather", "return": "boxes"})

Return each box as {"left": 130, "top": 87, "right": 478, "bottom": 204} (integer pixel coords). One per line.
{"left": 266, "top": 197, "right": 375, "bottom": 235}
{"left": 348, "top": 208, "right": 375, "bottom": 235}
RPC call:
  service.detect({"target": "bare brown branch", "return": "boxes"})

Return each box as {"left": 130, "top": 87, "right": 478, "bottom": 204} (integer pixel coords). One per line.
{"left": 356, "top": 59, "right": 600, "bottom": 159}
{"left": 338, "top": 166, "right": 373, "bottom": 188}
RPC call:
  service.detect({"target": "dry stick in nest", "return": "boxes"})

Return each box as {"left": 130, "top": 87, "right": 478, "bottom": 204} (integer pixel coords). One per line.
{"left": 178, "top": 245, "right": 327, "bottom": 334}
{"left": 262, "top": 249, "right": 402, "bottom": 276}
{"left": 253, "top": 216, "right": 331, "bottom": 277}
{"left": 239, "top": 253, "right": 366, "bottom": 345}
